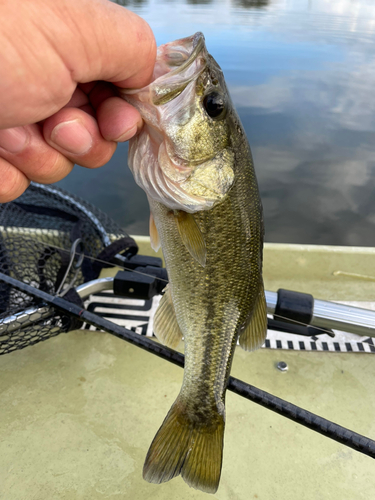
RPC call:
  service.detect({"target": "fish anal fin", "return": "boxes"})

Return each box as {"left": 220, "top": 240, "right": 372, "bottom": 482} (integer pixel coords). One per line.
{"left": 175, "top": 211, "right": 206, "bottom": 267}
{"left": 143, "top": 398, "right": 224, "bottom": 494}
{"left": 149, "top": 212, "right": 161, "bottom": 252}
{"left": 239, "top": 281, "right": 267, "bottom": 351}
{"left": 153, "top": 285, "right": 183, "bottom": 349}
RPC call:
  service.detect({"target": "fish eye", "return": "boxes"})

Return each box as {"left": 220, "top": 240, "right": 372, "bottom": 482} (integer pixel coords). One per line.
{"left": 203, "top": 92, "right": 226, "bottom": 120}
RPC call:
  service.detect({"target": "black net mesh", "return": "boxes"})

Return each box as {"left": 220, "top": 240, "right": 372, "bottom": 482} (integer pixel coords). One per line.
{"left": 0, "top": 183, "right": 129, "bottom": 355}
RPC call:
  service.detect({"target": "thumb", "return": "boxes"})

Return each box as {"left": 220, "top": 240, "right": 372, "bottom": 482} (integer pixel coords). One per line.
{"left": 0, "top": 0, "right": 156, "bottom": 128}
{"left": 56, "top": 0, "right": 157, "bottom": 88}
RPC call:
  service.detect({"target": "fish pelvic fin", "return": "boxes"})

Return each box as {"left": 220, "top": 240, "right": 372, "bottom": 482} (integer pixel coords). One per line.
{"left": 149, "top": 212, "right": 161, "bottom": 252}
{"left": 175, "top": 211, "right": 207, "bottom": 267}
{"left": 239, "top": 280, "right": 267, "bottom": 351}
{"left": 153, "top": 285, "right": 183, "bottom": 349}
{"left": 143, "top": 398, "right": 225, "bottom": 494}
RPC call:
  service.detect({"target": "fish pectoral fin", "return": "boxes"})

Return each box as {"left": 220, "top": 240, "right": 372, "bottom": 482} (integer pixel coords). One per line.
{"left": 153, "top": 285, "right": 183, "bottom": 349}
{"left": 149, "top": 212, "right": 161, "bottom": 252}
{"left": 239, "top": 280, "right": 267, "bottom": 351}
{"left": 175, "top": 211, "right": 206, "bottom": 267}
{"left": 143, "top": 397, "right": 224, "bottom": 494}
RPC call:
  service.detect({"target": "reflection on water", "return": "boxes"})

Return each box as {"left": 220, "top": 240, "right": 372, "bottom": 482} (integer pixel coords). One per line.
{"left": 57, "top": 0, "right": 375, "bottom": 246}
{"left": 186, "top": 0, "right": 214, "bottom": 5}
{"left": 114, "top": 0, "right": 270, "bottom": 5}
{"left": 114, "top": 0, "right": 148, "bottom": 6}
{"left": 233, "top": 0, "right": 270, "bottom": 9}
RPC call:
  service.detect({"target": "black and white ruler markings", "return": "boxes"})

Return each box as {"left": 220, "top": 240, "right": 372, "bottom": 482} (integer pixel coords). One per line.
{"left": 83, "top": 292, "right": 375, "bottom": 353}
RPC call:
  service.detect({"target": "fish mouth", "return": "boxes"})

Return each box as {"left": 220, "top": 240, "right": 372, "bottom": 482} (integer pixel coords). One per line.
{"left": 124, "top": 34, "right": 234, "bottom": 213}
{"left": 158, "top": 32, "right": 206, "bottom": 77}
{"left": 124, "top": 33, "right": 207, "bottom": 106}
{"left": 151, "top": 33, "right": 207, "bottom": 106}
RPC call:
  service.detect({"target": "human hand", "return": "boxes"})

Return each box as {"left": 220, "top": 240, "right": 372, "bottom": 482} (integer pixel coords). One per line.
{"left": 0, "top": 0, "right": 156, "bottom": 202}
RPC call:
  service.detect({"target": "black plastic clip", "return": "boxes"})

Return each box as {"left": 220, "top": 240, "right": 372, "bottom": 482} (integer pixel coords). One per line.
{"left": 275, "top": 288, "right": 314, "bottom": 325}
{"left": 113, "top": 266, "right": 168, "bottom": 300}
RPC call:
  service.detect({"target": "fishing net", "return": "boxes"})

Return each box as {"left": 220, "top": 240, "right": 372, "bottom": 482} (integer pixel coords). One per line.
{"left": 0, "top": 183, "right": 137, "bottom": 355}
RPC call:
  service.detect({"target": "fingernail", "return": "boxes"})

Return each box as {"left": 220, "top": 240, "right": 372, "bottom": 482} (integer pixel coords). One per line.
{"left": 50, "top": 120, "right": 93, "bottom": 155}
{"left": 115, "top": 125, "right": 138, "bottom": 142}
{"left": 0, "top": 127, "right": 28, "bottom": 153}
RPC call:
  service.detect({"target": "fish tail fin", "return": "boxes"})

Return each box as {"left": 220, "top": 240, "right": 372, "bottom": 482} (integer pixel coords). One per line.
{"left": 143, "top": 398, "right": 225, "bottom": 494}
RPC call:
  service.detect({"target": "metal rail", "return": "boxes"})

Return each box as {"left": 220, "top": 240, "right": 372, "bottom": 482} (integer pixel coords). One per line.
{"left": 3, "top": 278, "right": 375, "bottom": 339}
{"left": 265, "top": 291, "right": 375, "bottom": 337}
{"left": 0, "top": 277, "right": 114, "bottom": 335}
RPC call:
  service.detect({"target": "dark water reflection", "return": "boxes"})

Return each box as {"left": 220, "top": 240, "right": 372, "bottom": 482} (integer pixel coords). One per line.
{"left": 186, "top": 0, "right": 214, "bottom": 5}
{"left": 57, "top": 0, "right": 375, "bottom": 246}
{"left": 233, "top": 0, "right": 270, "bottom": 9}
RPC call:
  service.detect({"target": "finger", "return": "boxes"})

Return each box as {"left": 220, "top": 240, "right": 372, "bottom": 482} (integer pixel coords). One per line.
{"left": 0, "top": 156, "right": 29, "bottom": 202}
{"left": 89, "top": 81, "right": 117, "bottom": 109}
{"left": 79, "top": 104, "right": 96, "bottom": 119}
{"left": 79, "top": 82, "right": 97, "bottom": 94}
{"left": 1, "top": 1, "right": 156, "bottom": 129}
{"left": 64, "top": 87, "right": 89, "bottom": 108}
{"left": 43, "top": 107, "right": 116, "bottom": 168}
{"left": 60, "top": 1, "right": 157, "bottom": 88}
{"left": 96, "top": 97, "right": 142, "bottom": 142}
{"left": 86, "top": 82, "right": 142, "bottom": 139}
{"left": 37, "top": 87, "right": 90, "bottom": 126}
{"left": 0, "top": 125, "right": 74, "bottom": 184}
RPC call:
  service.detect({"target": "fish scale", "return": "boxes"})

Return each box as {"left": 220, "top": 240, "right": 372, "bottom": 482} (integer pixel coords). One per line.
{"left": 149, "top": 132, "right": 262, "bottom": 407}
{"left": 123, "top": 32, "right": 267, "bottom": 494}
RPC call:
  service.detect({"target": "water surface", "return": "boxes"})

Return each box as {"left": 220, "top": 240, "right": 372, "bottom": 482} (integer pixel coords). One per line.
{"left": 57, "top": 0, "right": 375, "bottom": 246}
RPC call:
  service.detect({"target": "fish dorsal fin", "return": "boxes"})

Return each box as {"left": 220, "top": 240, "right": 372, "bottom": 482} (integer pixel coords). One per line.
{"left": 153, "top": 285, "right": 183, "bottom": 349}
{"left": 239, "top": 281, "right": 267, "bottom": 351}
{"left": 149, "top": 212, "right": 161, "bottom": 252}
{"left": 174, "top": 211, "right": 206, "bottom": 267}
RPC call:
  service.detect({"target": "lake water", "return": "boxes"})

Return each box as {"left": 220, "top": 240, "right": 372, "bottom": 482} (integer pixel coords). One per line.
{"left": 57, "top": 0, "right": 375, "bottom": 246}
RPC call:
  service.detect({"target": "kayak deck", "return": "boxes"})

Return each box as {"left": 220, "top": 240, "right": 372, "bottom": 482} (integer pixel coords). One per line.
{"left": 0, "top": 241, "right": 374, "bottom": 499}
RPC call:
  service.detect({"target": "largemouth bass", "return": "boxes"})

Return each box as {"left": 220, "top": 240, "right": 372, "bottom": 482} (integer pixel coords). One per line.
{"left": 123, "top": 33, "right": 267, "bottom": 494}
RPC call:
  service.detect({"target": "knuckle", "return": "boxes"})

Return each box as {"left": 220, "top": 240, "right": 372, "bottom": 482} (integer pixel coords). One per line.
{"left": 0, "top": 160, "right": 27, "bottom": 201}
{"left": 26, "top": 152, "right": 72, "bottom": 183}
{"left": 78, "top": 142, "right": 116, "bottom": 169}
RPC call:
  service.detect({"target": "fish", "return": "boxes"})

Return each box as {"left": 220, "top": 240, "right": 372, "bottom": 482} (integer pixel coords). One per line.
{"left": 122, "top": 32, "right": 267, "bottom": 494}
